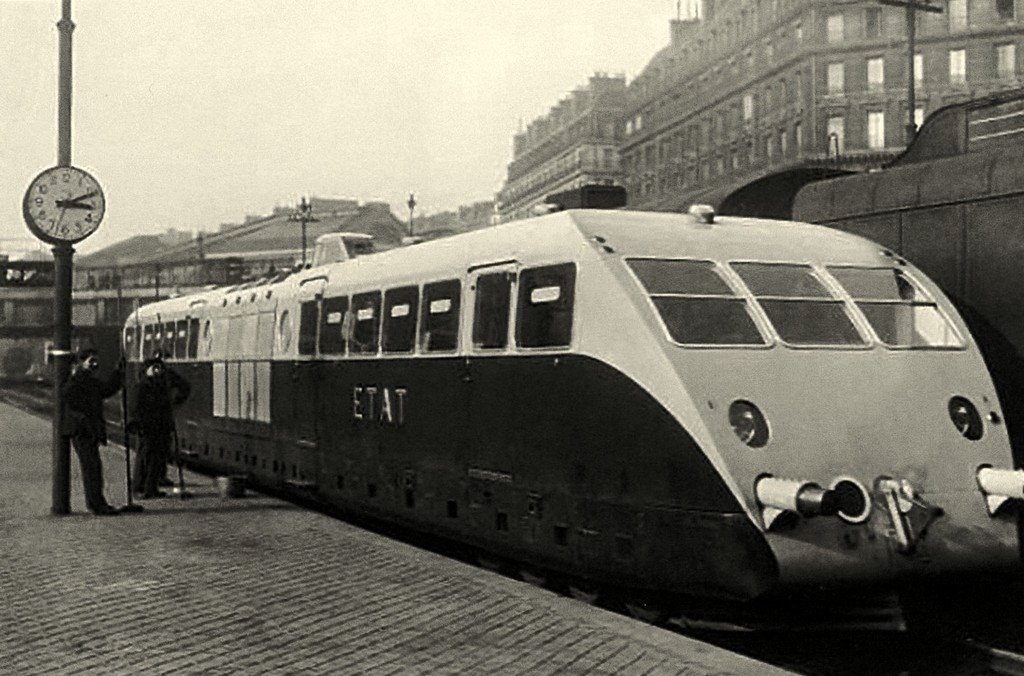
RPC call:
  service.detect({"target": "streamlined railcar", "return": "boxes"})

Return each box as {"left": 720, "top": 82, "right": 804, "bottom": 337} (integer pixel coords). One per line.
{"left": 124, "top": 208, "right": 1023, "bottom": 627}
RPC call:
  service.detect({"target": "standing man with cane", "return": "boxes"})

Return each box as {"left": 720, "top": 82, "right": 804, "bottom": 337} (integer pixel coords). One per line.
{"left": 129, "top": 355, "right": 189, "bottom": 499}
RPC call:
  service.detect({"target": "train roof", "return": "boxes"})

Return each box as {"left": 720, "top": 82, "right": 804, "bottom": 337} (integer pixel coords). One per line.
{"left": 130, "top": 209, "right": 893, "bottom": 323}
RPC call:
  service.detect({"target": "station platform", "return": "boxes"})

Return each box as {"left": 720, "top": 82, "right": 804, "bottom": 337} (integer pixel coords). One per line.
{"left": 0, "top": 400, "right": 782, "bottom": 675}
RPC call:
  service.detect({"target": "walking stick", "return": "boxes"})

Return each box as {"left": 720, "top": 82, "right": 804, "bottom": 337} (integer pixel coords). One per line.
{"left": 171, "top": 422, "right": 192, "bottom": 499}
{"left": 119, "top": 352, "right": 143, "bottom": 514}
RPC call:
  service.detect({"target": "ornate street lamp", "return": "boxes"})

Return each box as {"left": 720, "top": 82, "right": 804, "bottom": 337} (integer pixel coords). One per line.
{"left": 289, "top": 196, "right": 318, "bottom": 267}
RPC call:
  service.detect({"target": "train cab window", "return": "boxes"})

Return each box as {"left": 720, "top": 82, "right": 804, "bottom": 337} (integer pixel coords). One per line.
{"left": 383, "top": 286, "right": 419, "bottom": 353}
{"left": 516, "top": 264, "right": 576, "bottom": 348}
{"left": 732, "top": 262, "right": 865, "bottom": 347}
{"left": 174, "top": 319, "right": 188, "bottom": 359}
{"left": 351, "top": 291, "right": 382, "bottom": 355}
{"left": 420, "top": 279, "right": 461, "bottom": 352}
{"left": 627, "top": 258, "right": 766, "bottom": 346}
{"left": 319, "top": 296, "right": 349, "bottom": 355}
{"left": 298, "top": 300, "right": 319, "bottom": 356}
{"left": 187, "top": 318, "right": 200, "bottom": 359}
{"left": 827, "top": 266, "right": 964, "bottom": 348}
{"left": 473, "top": 272, "right": 514, "bottom": 349}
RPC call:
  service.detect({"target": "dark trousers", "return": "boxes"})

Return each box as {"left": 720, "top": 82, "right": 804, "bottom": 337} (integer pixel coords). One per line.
{"left": 134, "top": 432, "right": 171, "bottom": 497}
{"left": 70, "top": 435, "right": 110, "bottom": 513}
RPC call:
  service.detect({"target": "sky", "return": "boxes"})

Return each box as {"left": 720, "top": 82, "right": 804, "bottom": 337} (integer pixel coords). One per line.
{"left": 1, "top": 1, "right": 683, "bottom": 254}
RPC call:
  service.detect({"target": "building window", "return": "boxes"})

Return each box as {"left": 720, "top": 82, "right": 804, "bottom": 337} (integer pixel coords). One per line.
{"left": 949, "top": 48, "right": 967, "bottom": 85}
{"left": 827, "top": 116, "right": 845, "bottom": 155}
{"left": 997, "top": 0, "right": 1015, "bottom": 20}
{"left": 743, "top": 94, "right": 754, "bottom": 120}
{"left": 795, "top": 22, "right": 803, "bottom": 41}
{"left": 997, "top": 43, "right": 1017, "bottom": 79}
{"left": 949, "top": 0, "right": 967, "bottom": 31}
{"left": 625, "top": 120, "right": 634, "bottom": 136}
{"left": 868, "top": 111, "right": 886, "bottom": 150}
{"left": 865, "top": 8, "right": 882, "bottom": 38}
{"left": 766, "top": 40, "right": 774, "bottom": 61}
{"left": 867, "top": 57, "right": 885, "bottom": 92}
{"left": 827, "top": 62, "right": 845, "bottom": 94}
{"left": 915, "top": 107, "right": 925, "bottom": 129}
{"left": 779, "top": 129, "right": 789, "bottom": 156}
{"left": 766, "top": 135, "right": 775, "bottom": 161}
{"left": 914, "top": 53, "right": 924, "bottom": 88}
{"left": 794, "top": 121, "right": 803, "bottom": 151}
{"left": 827, "top": 14, "right": 845, "bottom": 43}
{"left": 794, "top": 71, "right": 803, "bottom": 102}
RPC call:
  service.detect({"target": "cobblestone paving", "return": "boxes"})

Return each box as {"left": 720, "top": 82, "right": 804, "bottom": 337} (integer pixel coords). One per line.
{"left": 0, "top": 401, "right": 784, "bottom": 675}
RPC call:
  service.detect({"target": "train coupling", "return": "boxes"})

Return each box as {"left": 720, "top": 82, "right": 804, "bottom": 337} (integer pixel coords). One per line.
{"left": 976, "top": 466, "right": 1024, "bottom": 515}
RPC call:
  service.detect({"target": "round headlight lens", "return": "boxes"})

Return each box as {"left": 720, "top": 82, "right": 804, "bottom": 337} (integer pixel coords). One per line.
{"left": 948, "top": 396, "right": 983, "bottom": 441}
{"left": 728, "top": 400, "right": 770, "bottom": 448}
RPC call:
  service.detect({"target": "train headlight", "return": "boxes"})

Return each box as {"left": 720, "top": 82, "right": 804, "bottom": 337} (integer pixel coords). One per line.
{"left": 829, "top": 477, "right": 872, "bottom": 524}
{"left": 948, "top": 396, "right": 983, "bottom": 441}
{"left": 729, "top": 400, "right": 770, "bottom": 448}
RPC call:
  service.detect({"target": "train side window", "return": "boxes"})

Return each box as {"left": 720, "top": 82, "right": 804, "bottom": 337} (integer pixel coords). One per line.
{"left": 473, "top": 272, "right": 513, "bottom": 349}
{"left": 351, "top": 291, "right": 382, "bottom": 355}
{"left": 142, "top": 324, "right": 154, "bottom": 358}
{"left": 162, "top": 322, "right": 175, "bottom": 357}
{"left": 187, "top": 318, "right": 200, "bottom": 359}
{"left": 420, "top": 279, "right": 461, "bottom": 353}
{"left": 123, "top": 327, "right": 134, "bottom": 358}
{"left": 319, "top": 296, "right": 349, "bottom": 355}
{"left": 627, "top": 259, "right": 766, "bottom": 346}
{"left": 516, "top": 263, "right": 576, "bottom": 348}
{"left": 175, "top": 319, "right": 188, "bottom": 359}
{"left": 298, "top": 300, "right": 319, "bottom": 356}
{"left": 383, "top": 286, "right": 419, "bottom": 354}
{"left": 827, "top": 266, "right": 964, "bottom": 348}
{"left": 732, "top": 262, "right": 865, "bottom": 347}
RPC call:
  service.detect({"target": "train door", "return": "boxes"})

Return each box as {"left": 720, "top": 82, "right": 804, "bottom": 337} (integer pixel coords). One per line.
{"left": 286, "top": 278, "right": 325, "bottom": 487}
{"left": 464, "top": 262, "right": 520, "bottom": 537}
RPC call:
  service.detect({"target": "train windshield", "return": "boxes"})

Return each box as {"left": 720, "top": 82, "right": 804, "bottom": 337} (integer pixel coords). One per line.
{"left": 827, "top": 267, "right": 964, "bottom": 349}
{"left": 627, "top": 259, "right": 766, "bottom": 346}
{"left": 732, "top": 263, "right": 866, "bottom": 347}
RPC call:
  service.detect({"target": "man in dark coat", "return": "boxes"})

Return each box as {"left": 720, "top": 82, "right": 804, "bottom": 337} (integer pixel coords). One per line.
{"left": 61, "top": 348, "right": 123, "bottom": 515}
{"left": 130, "top": 356, "right": 190, "bottom": 498}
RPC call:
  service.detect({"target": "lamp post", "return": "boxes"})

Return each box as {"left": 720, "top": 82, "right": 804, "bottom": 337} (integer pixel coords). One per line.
{"left": 879, "top": 0, "right": 942, "bottom": 144}
{"left": 407, "top": 193, "right": 416, "bottom": 238}
{"left": 289, "top": 196, "right": 318, "bottom": 267}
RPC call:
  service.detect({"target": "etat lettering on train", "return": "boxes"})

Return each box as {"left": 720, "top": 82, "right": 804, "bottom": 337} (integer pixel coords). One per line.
{"left": 352, "top": 385, "right": 407, "bottom": 425}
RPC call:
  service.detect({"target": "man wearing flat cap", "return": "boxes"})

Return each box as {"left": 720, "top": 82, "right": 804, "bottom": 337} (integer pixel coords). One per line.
{"left": 129, "top": 355, "right": 190, "bottom": 498}
{"left": 61, "top": 348, "right": 124, "bottom": 515}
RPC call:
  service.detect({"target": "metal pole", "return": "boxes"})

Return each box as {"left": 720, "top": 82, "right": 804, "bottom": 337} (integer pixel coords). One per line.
{"left": 301, "top": 217, "right": 307, "bottom": 266}
{"left": 905, "top": 6, "right": 917, "bottom": 144}
{"left": 51, "top": 0, "right": 75, "bottom": 515}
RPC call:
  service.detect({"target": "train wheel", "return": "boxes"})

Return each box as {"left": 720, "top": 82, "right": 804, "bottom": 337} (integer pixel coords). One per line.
{"left": 624, "top": 598, "right": 669, "bottom": 625}
{"left": 569, "top": 584, "right": 600, "bottom": 604}
{"left": 519, "top": 567, "right": 548, "bottom": 587}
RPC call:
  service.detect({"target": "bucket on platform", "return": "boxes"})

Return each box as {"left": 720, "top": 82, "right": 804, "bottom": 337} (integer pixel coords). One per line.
{"left": 217, "top": 475, "right": 246, "bottom": 499}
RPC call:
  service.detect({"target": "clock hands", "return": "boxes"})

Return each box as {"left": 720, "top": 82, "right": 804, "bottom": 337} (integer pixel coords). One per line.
{"left": 55, "top": 190, "right": 98, "bottom": 210}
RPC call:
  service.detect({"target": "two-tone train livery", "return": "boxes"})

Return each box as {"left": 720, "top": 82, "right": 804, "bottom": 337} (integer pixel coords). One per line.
{"left": 124, "top": 208, "right": 1024, "bottom": 627}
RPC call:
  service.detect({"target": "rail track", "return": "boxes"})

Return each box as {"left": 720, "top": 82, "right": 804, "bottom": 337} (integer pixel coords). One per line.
{"left": 3, "top": 381, "right": 1023, "bottom": 675}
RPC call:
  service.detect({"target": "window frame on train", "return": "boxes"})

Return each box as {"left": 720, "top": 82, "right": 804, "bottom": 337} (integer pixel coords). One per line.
{"left": 730, "top": 261, "right": 869, "bottom": 350}
{"left": 383, "top": 285, "right": 419, "bottom": 354}
{"left": 471, "top": 267, "right": 517, "bottom": 352}
{"left": 625, "top": 257, "right": 770, "bottom": 348}
{"left": 298, "top": 299, "right": 319, "bottom": 356}
{"left": 825, "top": 265, "right": 966, "bottom": 350}
{"left": 319, "top": 294, "right": 349, "bottom": 356}
{"left": 419, "top": 278, "right": 462, "bottom": 354}
{"left": 351, "top": 290, "right": 382, "bottom": 356}
{"left": 515, "top": 263, "right": 576, "bottom": 350}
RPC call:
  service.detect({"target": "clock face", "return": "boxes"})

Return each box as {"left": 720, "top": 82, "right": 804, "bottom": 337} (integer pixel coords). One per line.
{"left": 22, "top": 166, "right": 106, "bottom": 244}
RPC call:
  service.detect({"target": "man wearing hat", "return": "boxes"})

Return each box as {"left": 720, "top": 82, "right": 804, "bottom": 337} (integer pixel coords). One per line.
{"left": 62, "top": 348, "right": 124, "bottom": 515}
{"left": 129, "top": 355, "right": 189, "bottom": 498}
